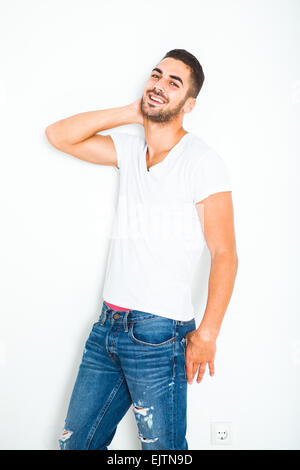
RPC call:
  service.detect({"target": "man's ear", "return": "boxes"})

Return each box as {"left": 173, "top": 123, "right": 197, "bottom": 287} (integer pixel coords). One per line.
{"left": 184, "top": 97, "right": 197, "bottom": 114}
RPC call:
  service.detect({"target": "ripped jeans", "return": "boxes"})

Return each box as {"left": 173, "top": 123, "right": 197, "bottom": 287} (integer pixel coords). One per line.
{"left": 59, "top": 300, "right": 196, "bottom": 450}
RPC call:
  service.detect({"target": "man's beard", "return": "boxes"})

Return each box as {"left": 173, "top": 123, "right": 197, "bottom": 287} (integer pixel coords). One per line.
{"left": 141, "top": 94, "right": 187, "bottom": 123}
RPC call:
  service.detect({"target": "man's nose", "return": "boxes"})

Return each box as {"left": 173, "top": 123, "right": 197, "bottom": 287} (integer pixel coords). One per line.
{"left": 153, "top": 86, "right": 166, "bottom": 98}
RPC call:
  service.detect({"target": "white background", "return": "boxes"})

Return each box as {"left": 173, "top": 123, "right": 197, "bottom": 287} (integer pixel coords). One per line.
{"left": 0, "top": 0, "right": 299, "bottom": 450}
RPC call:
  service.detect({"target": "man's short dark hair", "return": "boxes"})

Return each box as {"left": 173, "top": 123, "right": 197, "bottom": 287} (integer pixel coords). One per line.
{"left": 160, "top": 49, "right": 205, "bottom": 99}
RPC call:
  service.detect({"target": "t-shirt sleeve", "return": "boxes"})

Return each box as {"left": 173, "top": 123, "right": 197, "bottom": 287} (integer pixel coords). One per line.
{"left": 192, "top": 148, "right": 232, "bottom": 204}
{"left": 108, "top": 131, "right": 137, "bottom": 171}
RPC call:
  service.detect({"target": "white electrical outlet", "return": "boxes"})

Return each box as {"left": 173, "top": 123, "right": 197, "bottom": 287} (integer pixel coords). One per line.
{"left": 211, "top": 422, "right": 232, "bottom": 445}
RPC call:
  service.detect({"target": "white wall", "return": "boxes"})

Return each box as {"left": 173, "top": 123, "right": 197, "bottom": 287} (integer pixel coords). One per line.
{"left": 0, "top": 0, "right": 299, "bottom": 450}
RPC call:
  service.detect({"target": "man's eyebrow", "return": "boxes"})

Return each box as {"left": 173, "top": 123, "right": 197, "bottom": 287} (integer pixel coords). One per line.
{"left": 151, "top": 67, "right": 183, "bottom": 86}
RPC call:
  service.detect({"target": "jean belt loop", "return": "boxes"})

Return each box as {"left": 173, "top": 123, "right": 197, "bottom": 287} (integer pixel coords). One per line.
{"left": 100, "top": 308, "right": 107, "bottom": 326}
{"left": 123, "top": 311, "right": 130, "bottom": 332}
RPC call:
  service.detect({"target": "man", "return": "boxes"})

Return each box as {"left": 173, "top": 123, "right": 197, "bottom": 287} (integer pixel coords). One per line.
{"left": 45, "top": 49, "right": 238, "bottom": 450}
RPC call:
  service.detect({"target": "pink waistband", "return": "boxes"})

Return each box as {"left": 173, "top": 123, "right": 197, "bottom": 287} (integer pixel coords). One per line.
{"left": 104, "top": 300, "right": 131, "bottom": 311}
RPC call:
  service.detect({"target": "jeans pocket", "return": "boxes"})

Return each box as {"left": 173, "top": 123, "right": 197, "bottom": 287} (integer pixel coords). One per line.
{"left": 129, "top": 317, "right": 176, "bottom": 347}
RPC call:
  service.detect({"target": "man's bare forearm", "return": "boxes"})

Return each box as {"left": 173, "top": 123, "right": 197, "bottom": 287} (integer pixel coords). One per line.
{"left": 196, "top": 251, "right": 238, "bottom": 340}
{"left": 45, "top": 100, "right": 142, "bottom": 146}
{"left": 185, "top": 250, "right": 238, "bottom": 384}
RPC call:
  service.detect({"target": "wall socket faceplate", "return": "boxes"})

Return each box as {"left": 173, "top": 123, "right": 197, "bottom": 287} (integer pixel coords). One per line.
{"left": 211, "top": 422, "right": 232, "bottom": 445}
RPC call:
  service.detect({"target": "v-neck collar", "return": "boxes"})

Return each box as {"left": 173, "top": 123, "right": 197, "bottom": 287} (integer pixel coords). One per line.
{"left": 142, "top": 132, "right": 191, "bottom": 175}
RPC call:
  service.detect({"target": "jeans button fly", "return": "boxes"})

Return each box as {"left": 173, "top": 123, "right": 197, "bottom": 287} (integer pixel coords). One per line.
{"left": 113, "top": 313, "right": 120, "bottom": 319}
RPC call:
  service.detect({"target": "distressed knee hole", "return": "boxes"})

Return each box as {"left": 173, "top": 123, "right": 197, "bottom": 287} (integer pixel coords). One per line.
{"left": 60, "top": 429, "right": 73, "bottom": 442}
{"left": 133, "top": 403, "right": 154, "bottom": 428}
{"left": 133, "top": 405, "right": 150, "bottom": 416}
{"left": 138, "top": 432, "right": 158, "bottom": 443}
{"left": 59, "top": 429, "right": 74, "bottom": 449}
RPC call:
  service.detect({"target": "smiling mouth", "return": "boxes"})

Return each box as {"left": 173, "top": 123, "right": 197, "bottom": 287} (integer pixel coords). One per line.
{"left": 148, "top": 93, "right": 166, "bottom": 105}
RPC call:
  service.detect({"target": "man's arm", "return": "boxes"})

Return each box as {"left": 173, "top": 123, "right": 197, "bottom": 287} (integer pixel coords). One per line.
{"left": 185, "top": 191, "right": 238, "bottom": 384}
{"left": 45, "top": 98, "right": 143, "bottom": 166}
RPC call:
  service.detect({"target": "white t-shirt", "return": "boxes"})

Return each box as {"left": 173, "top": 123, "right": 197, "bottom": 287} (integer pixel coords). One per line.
{"left": 102, "top": 131, "right": 232, "bottom": 321}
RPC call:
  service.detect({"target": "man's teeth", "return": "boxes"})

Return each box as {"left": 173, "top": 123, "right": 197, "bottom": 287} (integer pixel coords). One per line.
{"left": 150, "top": 95, "right": 164, "bottom": 103}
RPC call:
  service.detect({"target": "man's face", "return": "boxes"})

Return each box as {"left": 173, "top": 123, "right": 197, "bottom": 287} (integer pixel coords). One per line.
{"left": 141, "top": 57, "right": 193, "bottom": 123}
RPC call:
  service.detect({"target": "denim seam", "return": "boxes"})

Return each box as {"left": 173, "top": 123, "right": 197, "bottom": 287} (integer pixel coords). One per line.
{"left": 171, "top": 324, "right": 176, "bottom": 449}
{"left": 128, "top": 317, "right": 167, "bottom": 323}
{"left": 173, "top": 322, "right": 177, "bottom": 378}
{"left": 85, "top": 374, "right": 125, "bottom": 450}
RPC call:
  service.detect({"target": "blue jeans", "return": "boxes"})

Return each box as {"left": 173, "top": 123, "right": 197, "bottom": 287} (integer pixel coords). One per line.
{"left": 59, "top": 301, "right": 196, "bottom": 450}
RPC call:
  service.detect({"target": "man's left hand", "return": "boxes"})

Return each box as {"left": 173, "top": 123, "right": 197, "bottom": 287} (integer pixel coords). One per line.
{"left": 185, "top": 329, "right": 217, "bottom": 384}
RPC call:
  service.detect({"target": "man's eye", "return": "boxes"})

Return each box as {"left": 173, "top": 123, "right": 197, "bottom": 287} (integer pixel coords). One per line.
{"left": 151, "top": 75, "right": 178, "bottom": 87}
